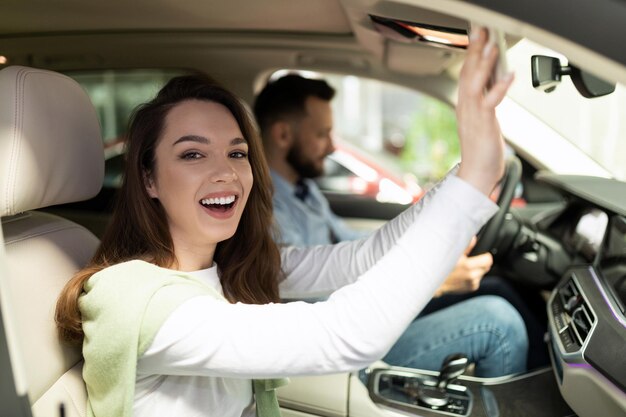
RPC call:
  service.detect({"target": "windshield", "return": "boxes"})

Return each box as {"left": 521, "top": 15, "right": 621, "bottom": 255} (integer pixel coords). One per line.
{"left": 507, "top": 39, "right": 626, "bottom": 180}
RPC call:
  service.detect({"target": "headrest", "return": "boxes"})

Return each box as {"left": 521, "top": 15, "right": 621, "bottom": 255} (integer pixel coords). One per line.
{"left": 0, "top": 66, "right": 104, "bottom": 217}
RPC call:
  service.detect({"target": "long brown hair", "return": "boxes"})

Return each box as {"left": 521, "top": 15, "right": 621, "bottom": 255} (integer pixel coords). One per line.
{"left": 56, "top": 74, "right": 282, "bottom": 344}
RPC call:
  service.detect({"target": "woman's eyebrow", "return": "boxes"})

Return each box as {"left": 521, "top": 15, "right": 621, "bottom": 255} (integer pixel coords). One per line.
{"left": 172, "top": 136, "right": 247, "bottom": 146}
{"left": 231, "top": 137, "right": 247, "bottom": 145}
{"left": 173, "top": 135, "right": 209, "bottom": 146}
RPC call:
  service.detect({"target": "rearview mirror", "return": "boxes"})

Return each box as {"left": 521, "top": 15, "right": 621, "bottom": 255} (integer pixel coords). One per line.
{"left": 531, "top": 55, "right": 615, "bottom": 98}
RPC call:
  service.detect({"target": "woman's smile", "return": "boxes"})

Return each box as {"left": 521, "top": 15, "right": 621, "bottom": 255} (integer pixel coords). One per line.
{"left": 199, "top": 192, "right": 239, "bottom": 218}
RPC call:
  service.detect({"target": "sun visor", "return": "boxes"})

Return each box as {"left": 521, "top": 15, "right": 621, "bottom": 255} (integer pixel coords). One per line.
{"left": 387, "top": 42, "right": 460, "bottom": 75}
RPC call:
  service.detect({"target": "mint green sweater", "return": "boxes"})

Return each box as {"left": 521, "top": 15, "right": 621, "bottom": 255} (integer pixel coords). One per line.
{"left": 79, "top": 260, "right": 285, "bottom": 417}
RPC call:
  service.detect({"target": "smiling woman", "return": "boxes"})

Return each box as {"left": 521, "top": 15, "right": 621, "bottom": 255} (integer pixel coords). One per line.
{"left": 55, "top": 74, "right": 284, "bottom": 417}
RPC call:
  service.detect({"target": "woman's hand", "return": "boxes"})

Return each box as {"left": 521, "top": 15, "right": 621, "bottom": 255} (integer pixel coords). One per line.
{"left": 456, "top": 27, "right": 514, "bottom": 196}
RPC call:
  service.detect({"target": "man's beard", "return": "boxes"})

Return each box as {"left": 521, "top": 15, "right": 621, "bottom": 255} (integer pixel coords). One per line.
{"left": 286, "top": 136, "right": 325, "bottom": 179}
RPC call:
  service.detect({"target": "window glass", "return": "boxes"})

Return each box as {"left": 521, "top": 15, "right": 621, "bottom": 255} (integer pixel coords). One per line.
{"left": 68, "top": 69, "right": 189, "bottom": 186}
{"left": 507, "top": 39, "right": 626, "bottom": 180}
{"left": 270, "top": 70, "right": 461, "bottom": 204}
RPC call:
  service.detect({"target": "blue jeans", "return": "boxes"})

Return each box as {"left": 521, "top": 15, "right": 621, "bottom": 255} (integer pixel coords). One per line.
{"left": 419, "top": 275, "right": 548, "bottom": 370}
{"left": 381, "top": 295, "right": 528, "bottom": 378}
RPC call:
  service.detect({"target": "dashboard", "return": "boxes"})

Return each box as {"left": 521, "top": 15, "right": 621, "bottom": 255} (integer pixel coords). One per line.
{"left": 357, "top": 172, "right": 626, "bottom": 417}
{"left": 531, "top": 173, "right": 626, "bottom": 416}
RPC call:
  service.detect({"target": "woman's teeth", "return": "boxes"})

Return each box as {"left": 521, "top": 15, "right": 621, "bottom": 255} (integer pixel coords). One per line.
{"left": 201, "top": 196, "right": 236, "bottom": 206}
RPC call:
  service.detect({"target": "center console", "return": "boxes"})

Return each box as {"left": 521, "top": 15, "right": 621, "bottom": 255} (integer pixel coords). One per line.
{"left": 366, "top": 365, "right": 574, "bottom": 417}
{"left": 369, "top": 368, "right": 473, "bottom": 416}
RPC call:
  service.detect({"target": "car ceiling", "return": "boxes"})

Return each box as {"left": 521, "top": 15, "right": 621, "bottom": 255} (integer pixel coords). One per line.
{"left": 1, "top": 0, "right": 626, "bottom": 102}
{"left": 0, "top": 0, "right": 474, "bottom": 100}
{"left": 1, "top": 0, "right": 353, "bottom": 35}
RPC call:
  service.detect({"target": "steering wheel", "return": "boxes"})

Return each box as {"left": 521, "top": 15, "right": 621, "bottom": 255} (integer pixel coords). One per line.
{"left": 469, "top": 156, "right": 522, "bottom": 256}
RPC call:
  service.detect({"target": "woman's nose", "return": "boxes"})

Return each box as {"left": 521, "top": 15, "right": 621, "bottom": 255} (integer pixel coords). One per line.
{"left": 209, "top": 158, "right": 238, "bottom": 183}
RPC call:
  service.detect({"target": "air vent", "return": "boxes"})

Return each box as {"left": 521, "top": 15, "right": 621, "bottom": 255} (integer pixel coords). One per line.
{"left": 559, "top": 279, "right": 580, "bottom": 311}
{"left": 553, "top": 277, "right": 596, "bottom": 353}
{"left": 570, "top": 303, "right": 594, "bottom": 344}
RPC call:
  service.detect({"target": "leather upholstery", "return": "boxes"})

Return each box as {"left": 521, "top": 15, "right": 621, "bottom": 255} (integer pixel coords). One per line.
{"left": 0, "top": 66, "right": 103, "bottom": 417}
{"left": 0, "top": 66, "right": 103, "bottom": 217}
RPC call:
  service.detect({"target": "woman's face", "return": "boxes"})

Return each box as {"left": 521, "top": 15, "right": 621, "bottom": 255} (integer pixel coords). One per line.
{"left": 146, "top": 99, "right": 253, "bottom": 256}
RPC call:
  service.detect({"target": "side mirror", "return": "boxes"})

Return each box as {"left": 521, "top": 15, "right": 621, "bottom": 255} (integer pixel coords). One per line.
{"left": 531, "top": 55, "right": 615, "bottom": 98}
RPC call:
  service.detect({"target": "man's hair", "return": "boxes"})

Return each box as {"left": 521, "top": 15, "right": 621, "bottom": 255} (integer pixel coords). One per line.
{"left": 253, "top": 74, "right": 335, "bottom": 140}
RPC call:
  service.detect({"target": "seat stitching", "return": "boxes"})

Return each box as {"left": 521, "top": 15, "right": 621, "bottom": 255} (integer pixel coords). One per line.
{"left": 4, "top": 223, "right": 94, "bottom": 245}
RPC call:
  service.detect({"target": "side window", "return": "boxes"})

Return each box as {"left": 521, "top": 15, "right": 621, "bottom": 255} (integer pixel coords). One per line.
{"left": 69, "top": 69, "right": 189, "bottom": 187}
{"left": 269, "top": 70, "right": 461, "bottom": 205}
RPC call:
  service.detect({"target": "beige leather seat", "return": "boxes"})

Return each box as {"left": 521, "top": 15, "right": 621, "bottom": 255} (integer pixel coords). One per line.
{"left": 0, "top": 66, "right": 104, "bottom": 417}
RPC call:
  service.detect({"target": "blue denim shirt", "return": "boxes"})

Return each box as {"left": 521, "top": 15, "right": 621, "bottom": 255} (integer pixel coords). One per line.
{"left": 270, "top": 170, "right": 369, "bottom": 247}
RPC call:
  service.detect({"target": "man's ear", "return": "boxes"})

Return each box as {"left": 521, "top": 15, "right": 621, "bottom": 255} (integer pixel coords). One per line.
{"left": 269, "top": 121, "right": 294, "bottom": 150}
{"left": 143, "top": 170, "right": 158, "bottom": 199}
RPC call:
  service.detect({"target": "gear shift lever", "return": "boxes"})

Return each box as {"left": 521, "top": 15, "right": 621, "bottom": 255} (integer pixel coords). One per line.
{"left": 436, "top": 353, "right": 469, "bottom": 389}
{"left": 418, "top": 353, "right": 469, "bottom": 408}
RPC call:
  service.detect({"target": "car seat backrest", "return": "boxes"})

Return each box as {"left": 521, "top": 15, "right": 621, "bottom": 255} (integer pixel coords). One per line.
{"left": 0, "top": 66, "right": 104, "bottom": 417}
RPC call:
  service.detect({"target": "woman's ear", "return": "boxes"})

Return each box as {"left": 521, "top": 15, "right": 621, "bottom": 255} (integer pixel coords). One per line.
{"left": 143, "top": 170, "right": 158, "bottom": 199}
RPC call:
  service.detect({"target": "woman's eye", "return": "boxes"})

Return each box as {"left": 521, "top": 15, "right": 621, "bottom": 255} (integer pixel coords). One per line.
{"left": 181, "top": 151, "right": 203, "bottom": 160}
{"left": 230, "top": 150, "right": 248, "bottom": 159}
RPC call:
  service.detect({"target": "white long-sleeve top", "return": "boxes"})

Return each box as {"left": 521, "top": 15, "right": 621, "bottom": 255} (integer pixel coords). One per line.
{"left": 133, "top": 174, "right": 498, "bottom": 417}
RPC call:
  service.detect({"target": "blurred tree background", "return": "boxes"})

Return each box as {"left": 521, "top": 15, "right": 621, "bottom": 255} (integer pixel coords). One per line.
{"left": 402, "top": 100, "right": 460, "bottom": 185}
